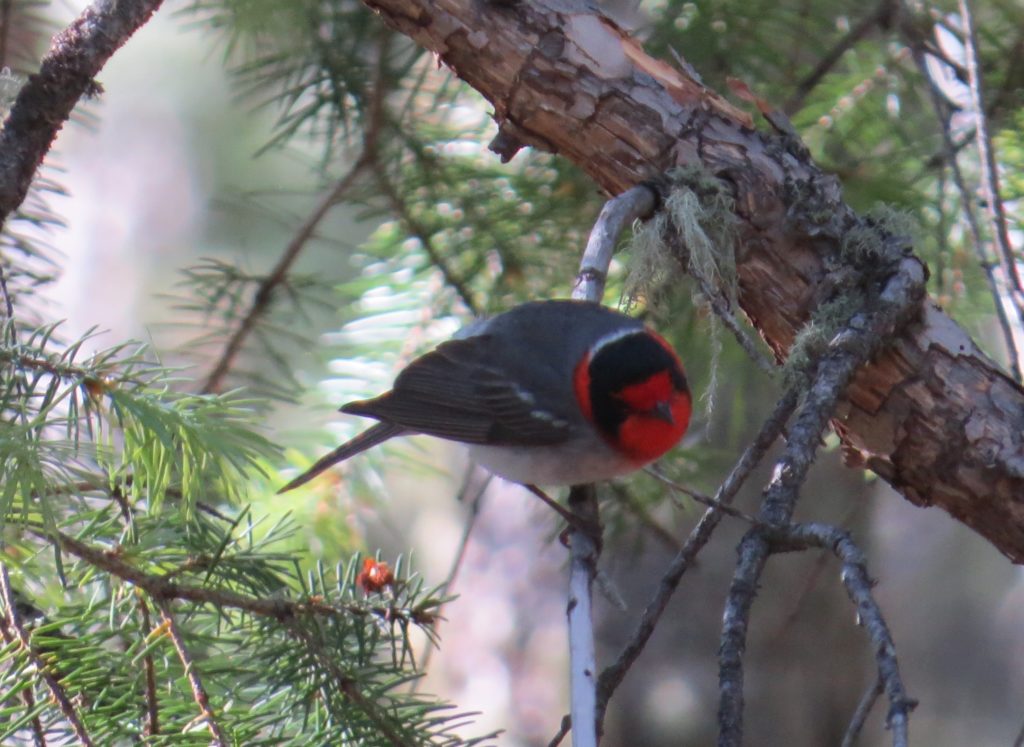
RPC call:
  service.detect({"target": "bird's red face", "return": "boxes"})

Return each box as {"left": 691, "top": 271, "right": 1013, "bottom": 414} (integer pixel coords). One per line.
{"left": 573, "top": 329, "right": 691, "bottom": 464}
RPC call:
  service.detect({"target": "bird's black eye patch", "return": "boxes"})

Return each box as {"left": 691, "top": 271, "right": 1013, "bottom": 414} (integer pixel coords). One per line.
{"left": 587, "top": 332, "right": 688, "bottom": 439}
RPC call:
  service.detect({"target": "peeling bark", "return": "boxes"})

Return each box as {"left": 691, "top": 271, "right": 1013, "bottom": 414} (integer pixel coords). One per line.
{"left": 362, "top": 0, "right": 1024, "bottom": 561}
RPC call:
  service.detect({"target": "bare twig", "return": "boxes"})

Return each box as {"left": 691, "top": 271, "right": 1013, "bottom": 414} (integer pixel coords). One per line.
{"left": 561, "top": 184, "right": 657, "bottom": 747}
{"left": 773, "top": 523, "right": 914, "bottom": 745}
{"left": 1013, "top": 715, "right": 1024, "bottom": 747}
{"left": 912, "top": 46, "right": 1024, "bottom": 381}
{"left": 137, "top": 596, "right": 159, "bottom": 737}
{"left": 200, "top": 156, "right": 371, "bottom": 393}
{"left": 0, "top": 260, "right": 13, "bottom": 347}
{"left": 565, "top": 484, "right": 600, "bottom": 747}
{"left": 0, "top": 564, "right": 95, "bottom": 746}
{"left": 0, "top": 261, "right": 12, "bottom": 321}
{"left": 689, "top": 273, "right": 776, "bottom": 374}
{"left": 202, "top": 31, "right": 394, "bottom": 393}
{"left": 572, "top": 184, "right": 657, "bottom": 302}
{"left": 0, "top": 0, "right": 165, "bottom": 231}
{"left": 646, "top": 466, "right": 763, "bottom": 525}
{"left": 840, "top": 674, "right": 883, "bottom": 747}
{"left": 595, "top": 386, "right": 798, "bottom": 722}
{"left": 958, "top": 0, "right": 1024, "bottom": 381}
{"left": 547, "top": 714, "right": 572, "bottom": 747}
{"left": 718, "top": 257, "right": 924, "bottom": 746}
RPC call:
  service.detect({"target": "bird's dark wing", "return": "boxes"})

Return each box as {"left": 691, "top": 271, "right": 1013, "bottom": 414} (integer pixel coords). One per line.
{"left": 341, "top": 336, "right": 572, "bottom": 446}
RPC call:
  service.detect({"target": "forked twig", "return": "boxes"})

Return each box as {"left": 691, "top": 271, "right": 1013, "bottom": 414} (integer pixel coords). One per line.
{"left": 718, "top": 258, "right": 924, "bottom": 746}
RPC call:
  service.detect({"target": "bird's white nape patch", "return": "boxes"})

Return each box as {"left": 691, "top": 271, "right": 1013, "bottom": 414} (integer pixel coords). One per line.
{"left": 588, "top": 326, "right": 645, "bottom": 357}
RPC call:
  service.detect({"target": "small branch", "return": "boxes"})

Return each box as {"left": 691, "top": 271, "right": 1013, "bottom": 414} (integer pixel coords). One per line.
{"left": 772, "top": 523, "right": 914, "bottom": 745}
{"left": 912, "top": 46, "right": 1024, "bottom": 382}
{"left": 285, "top": 619, "right": 412, "bottom": 747}
{"left": 153, "top": 599, "right": 229, "bottom": 745}
{"left": 783, "top": 0, "right": 895, "bottom": 115}
{"left": 373, "top": 167, "right": 480, "bottom": 315}
{"left": 0, "top": 564, "right": 94, "bottom": 746}
{"left": 547, "top": 714, "right": 572, "bottom": 747}
{"left": 690, "top": 274, "right": 776, "bottom": 374}
{"left": 565, "top": 485, "right": 600, "bottom": 747}
{"left": 1014, "top": 715, "right": 1024, "bottom": 747}
{"left": 572, "top": 184, "right": 657, "bottom": 302}
{"left": 0, "top": 609, "right": 47, "bottom": 747}
{"left": 595, "top": 386, "right": 798, "bottom": 721}
{"left": 137, "top": 596, "right": 159, "bottom": 737}
{"left": 33, "top": 526, "right": 434, "bottom": 626}
{"left": 717, "top": 258, "right": 925, "bottom": 746}
{"left": 200, "top": 157, "right": 370, "bottom": 393}
{"left": 0, "top": 260, "right": 13, "bottom": 347}
{"left": 958, "top": 0, "right": 1024, "bottom": 381}
{"left": 0, "top": 261, "right": 13, "bottom": 320}
{"left": 840, "top": 674, "right": 883, "bottom": 747}
{"left": 201, "top": 31, "right": 393, "bottom": 393}
{"left": 0, "top": 0, "right": 165, "bottom": 231}
{"left": 646, "top": 467, "right": 763, "bottom": 526}
{"left": 561, "top": 185, "right": 657, "bottom": 747}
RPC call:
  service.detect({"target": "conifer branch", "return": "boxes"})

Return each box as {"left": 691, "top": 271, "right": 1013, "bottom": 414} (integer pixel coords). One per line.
{"left": 285, "top": 620, "right": 413, "bottom": 747}
{"left": 154, "top": 599, "right": 229, "bottom": 745}
{"left": 33, "top": 527, "right": 436, "bottom": 626}
{"left": 0, "top": 564, "right": 95, "bottom": 747}
{"left": 200, "top": 155, "right": 371, "bottom": 394}
{"left": 373, "top": 167, "right": 480, "bottom": 315}
{"left": 0, "top": 0, "right": 165, "bottom": 231}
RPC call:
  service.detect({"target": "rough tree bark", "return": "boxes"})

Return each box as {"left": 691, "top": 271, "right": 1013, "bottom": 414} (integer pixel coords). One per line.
{"left": 360, "top": 0, "right": 1024, "bottom": 561}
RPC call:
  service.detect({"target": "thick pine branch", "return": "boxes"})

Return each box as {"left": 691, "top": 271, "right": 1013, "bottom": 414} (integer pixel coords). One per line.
{"left": 0, "top": 0, "right": 165, "bottom": 231}
{"left": 360, "top": 0, "right": 1024, "bottom": 562}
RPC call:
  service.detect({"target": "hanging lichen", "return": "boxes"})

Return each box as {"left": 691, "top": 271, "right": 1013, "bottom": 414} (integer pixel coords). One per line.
{"left": 625, "top": 166, "right": 742, "bottom": 419}
{"left": 625, "top": 166, "right": 739, "bottom": 311}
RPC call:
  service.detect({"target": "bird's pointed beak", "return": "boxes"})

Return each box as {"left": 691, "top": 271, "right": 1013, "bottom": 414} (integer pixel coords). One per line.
{"left": 650, "top": 400, "right": 674, "bottom": 424}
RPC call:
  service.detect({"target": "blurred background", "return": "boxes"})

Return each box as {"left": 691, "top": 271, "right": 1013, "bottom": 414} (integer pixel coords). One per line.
{"left": 17, "top": 0, "right": 1024, "bottom": 744}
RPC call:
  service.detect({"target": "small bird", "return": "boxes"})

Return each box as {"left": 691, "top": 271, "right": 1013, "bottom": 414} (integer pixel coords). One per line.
{"left": 279, "top": 299, "right": 691, "bottom": 492}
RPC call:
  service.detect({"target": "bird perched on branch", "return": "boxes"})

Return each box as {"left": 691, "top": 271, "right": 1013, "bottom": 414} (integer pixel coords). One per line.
{"left": 279, "top": 300, "right": 691, "bottom": 492}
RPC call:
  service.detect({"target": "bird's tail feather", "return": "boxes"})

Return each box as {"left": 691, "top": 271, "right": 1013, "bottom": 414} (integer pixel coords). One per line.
{"left": 277, "top": 422, "right": 406, "bottom": 493}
